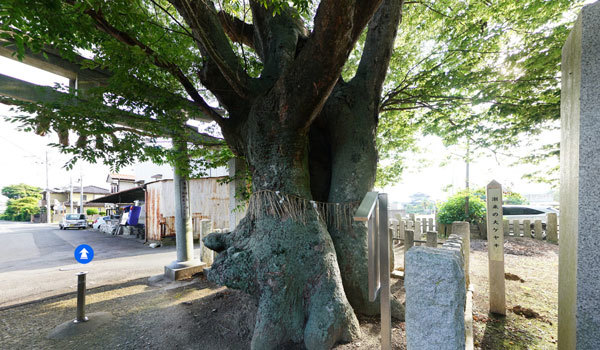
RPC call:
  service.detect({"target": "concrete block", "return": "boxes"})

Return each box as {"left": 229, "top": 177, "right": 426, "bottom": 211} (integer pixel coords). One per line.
{"left": 405, "top": 247, "right": 465, "bottom": 350}
{"left": 164, "top": 261, "right": 206, "bottom": 281}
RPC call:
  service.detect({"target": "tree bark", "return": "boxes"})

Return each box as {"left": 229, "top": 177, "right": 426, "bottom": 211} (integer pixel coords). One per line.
{"left": 204, "top": 100, "right": 360, "bottom": 349}
{"left": 309, "top": 0, "right": 405, "bottom": 319}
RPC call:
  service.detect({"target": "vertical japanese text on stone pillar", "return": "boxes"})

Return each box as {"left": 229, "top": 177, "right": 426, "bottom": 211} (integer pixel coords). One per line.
{"left": 486, "top": 181, "right": 504, "bottom": 261}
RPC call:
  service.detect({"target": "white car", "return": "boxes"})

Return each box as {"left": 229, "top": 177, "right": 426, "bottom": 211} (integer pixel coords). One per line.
{"left": 502, "top": 205, "right": 559, "bottom": 230}
{"left": 92, "top": 216, "right": 111, "bottom": 230}
{"left": 59, "top": 214, "right": 87, "bottom": 230}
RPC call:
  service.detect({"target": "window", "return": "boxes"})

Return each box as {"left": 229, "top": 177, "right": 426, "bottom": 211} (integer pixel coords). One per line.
{"left": 83, "top": 195, "right": 87, "bottom": 201}
{"left": 523, "top": 208, "right": 544, "bottom": 215}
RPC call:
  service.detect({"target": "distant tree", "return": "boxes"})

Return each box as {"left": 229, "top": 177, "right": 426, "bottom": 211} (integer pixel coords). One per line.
{"left": 86, "top": 208, "right": 99, "bottom": 215}
{"left": 1, "top": 184, "right": 42, "bottom": 200}
{"left": 437, "top": 191, "right": 486, "bottom": 224}
{"left": 404, "top": 192, "right": 436, "bottom": 214}
{"left": 504, "top": 191, "right": 528, "bottom": 205}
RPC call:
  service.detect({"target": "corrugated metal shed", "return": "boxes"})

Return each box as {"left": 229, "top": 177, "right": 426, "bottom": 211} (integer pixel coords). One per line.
{"left": 145, "top": 177, "right": 230, "bottom": 241}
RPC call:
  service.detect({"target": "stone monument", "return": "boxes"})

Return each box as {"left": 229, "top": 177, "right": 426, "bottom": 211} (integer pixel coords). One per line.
{"left": 559, "top": 3, "right": 600, "bottom": 348}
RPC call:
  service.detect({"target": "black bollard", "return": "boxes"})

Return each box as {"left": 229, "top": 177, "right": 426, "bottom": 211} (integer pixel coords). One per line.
{"left": 74, "top": 272, "right": 88, "bottom": 323}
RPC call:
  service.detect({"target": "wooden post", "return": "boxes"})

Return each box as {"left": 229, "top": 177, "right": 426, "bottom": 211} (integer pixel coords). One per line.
{"left": 426, "top": 231, "right": 437, "bottom": 247}
{"left": 547, "top": 213, "right": 558, "bottom": 244}
{"left": 404, "top": 229, "right": 415, "bottom": 269}
{"left": 534, "top": 220, "right": 543, "bottom": 240}
{"left": 486, "top": 180, "right": 506, "bottom": 315}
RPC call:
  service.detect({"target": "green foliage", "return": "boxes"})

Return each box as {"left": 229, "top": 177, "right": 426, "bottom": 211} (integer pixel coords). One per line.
{"left": 2, "top": 184, "right": 42, "bottom": 200}
{"left": 99, "top": 211, "right": 106, "bottom": 216}
{"left": 377, "top": 0, "right": 584, "bottom": 184}
{"left": 1, "top": 197, "right": 40, "bottom": 221}
{"left": 0, "top": 0, "right": 583, "bottom": 186}
{"left": 437, "top": 191, "right": 486, "bottom": 224}
{"left": 86, "top": 208, "right": 99, "bottom": 215}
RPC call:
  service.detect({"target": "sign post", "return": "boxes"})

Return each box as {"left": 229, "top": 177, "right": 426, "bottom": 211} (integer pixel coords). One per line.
{"left": 486, "top": 180, "right": 505, "bottom": 315}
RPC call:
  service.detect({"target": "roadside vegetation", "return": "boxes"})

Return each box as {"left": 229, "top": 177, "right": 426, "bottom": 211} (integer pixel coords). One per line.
{"left": 1, "top": 183, "right": 42, "bottom": 221}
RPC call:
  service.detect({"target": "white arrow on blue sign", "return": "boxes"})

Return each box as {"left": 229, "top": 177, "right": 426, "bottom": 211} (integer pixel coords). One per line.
{"left": 74, "top": 244, "right": 94, "bottom": 264}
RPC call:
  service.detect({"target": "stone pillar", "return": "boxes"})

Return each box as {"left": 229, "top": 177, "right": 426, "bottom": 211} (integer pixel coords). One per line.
{"left": 512, "top": 220, "right": 520, "bottom": 237}
{"left": 523, "top": 219, "right": 531, "bottom": 238}
{"left": 547, "top": 213, "right": 558, "bottom": 244}
{"left": 389, "top": 218, "right": 399, "bottom": 239}
{"left": 165, "top": 146, "right": 205, "bottom": 280}
{"left": 422, "top": 218, "right": 428, "bottom": 232}
{"left": 415, "top": 219, "right": 423, "bottom": 239}
{"left": 200, "top": 219, "right": 214, "bottom": 265}
{"left": 428, "top": 218, "right": 434, "bottom": 233}
{"left": 426, "top": 231, "right": 437, "bottom": 248}
{"left": 559, "top": 4, "right": 600, "bottom": 347}
{"left": 534, "top": 220, "right": 543, "bottom": 240}
{"left": 452, "top": 222, "right": 470, "bottom": 286}
{"left": 485, "top": 180, "right": 505, "bottom": 315}
{"left": 503, "top": 219, "right": 510, "bottom": 237}
{"left": 404, "top": 229, "right": 414, "bottom": 268}
{"left": 398, "top": 219, "right": 405, "bottom": 240}
{"left": 409, "top": 213, "right": 416, "bottom": 223}
{"left": 405, "top": 247, "right": 466, "bottom": 350}
{"left": 388, "top": 226, "right": 395, "bottom": 272}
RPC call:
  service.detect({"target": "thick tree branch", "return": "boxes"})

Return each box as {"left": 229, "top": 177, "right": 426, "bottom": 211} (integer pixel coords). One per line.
{"left": 168, "top": 0, "right": 255, "bottom": 100}
{"left": 279, "top": 0, "right": 384, "bottom": 131}
{"left": 352, "top": 0, "right": 404, "bottom": 100}
{"left": 217, "top": 11, "right": 255, "bottom": 49}
{"left": 250, "top": 2, "right": 308, "bottom": 80}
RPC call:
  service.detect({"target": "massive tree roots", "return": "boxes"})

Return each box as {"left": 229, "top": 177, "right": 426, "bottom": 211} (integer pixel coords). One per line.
{"left": 204, "top": 212, "right": 361, "bottom": 349}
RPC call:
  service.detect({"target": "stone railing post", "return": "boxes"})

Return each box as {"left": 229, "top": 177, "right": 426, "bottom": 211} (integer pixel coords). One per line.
{"left": 547, "top": 213, "right": 558, "bottom": 244}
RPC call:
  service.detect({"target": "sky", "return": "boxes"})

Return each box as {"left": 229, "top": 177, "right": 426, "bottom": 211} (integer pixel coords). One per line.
{"left": 0, "top": 46, "right": 558, "bottom": 205}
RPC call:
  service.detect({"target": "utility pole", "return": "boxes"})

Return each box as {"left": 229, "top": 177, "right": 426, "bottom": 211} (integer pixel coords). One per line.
{"left": 70, "top": 175, "right": 74, "bottom": 214}
{"left": 165, "top": 138, "right": 204, "bottom": 280}
{"left": 79, "top": 164, "right": 84, "bottom": 214}
{"left": 45, "top": 150, "right": 51, "bottom": 223}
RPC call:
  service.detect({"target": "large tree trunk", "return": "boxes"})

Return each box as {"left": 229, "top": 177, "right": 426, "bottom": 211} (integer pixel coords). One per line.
{"left": 204, "top": 100, "right": 360, "bottom": 349}
{"left": 310, "top": 81, "right": 405, "bottom": 320}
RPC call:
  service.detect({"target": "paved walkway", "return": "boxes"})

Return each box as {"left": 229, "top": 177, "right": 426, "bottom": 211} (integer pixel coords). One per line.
{"left": 0, "top": 221, "right": 190, "bottom": 308}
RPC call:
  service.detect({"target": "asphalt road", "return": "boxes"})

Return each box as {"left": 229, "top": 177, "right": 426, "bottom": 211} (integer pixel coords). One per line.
{"left": 0, "top": 221, "right": 186, "bottom": 308}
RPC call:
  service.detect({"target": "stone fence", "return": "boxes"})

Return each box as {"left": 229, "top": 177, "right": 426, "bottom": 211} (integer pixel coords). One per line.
{"left": 499, "top": 213, "right": 559, "bottom": 244}
{"left": 404, "top": 222, "right": 470, "bottom": 350}
{"left": 392, "top": 212, "right": 559, "bottom": 245}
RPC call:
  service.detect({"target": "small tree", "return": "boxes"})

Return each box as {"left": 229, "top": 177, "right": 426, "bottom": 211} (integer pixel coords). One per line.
{"left": 2, "top": 197, "right": 40, "bottom": 221}
{"left": 437, "top": 191, "right": 486, "bottom": 225}
{"left": 86, "top": 208, "right": 99, "bottom": 216}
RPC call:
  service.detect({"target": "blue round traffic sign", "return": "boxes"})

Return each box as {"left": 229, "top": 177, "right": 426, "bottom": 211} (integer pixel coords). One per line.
{"left": 74, "top": 244, "right": 94, "bottom": 264}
